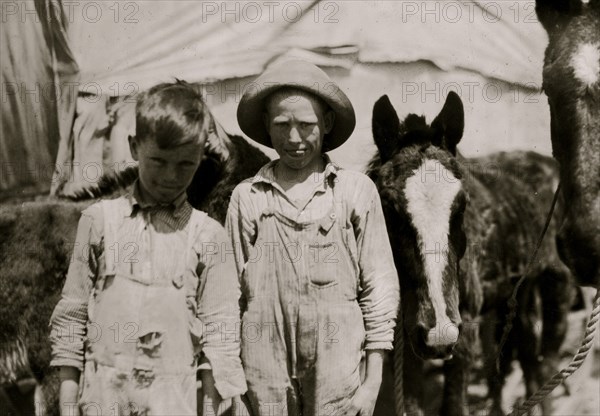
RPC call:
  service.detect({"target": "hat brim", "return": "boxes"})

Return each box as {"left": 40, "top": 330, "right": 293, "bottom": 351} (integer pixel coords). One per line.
{"left": 237, "top": 61, "right": 356, "bottom": 151}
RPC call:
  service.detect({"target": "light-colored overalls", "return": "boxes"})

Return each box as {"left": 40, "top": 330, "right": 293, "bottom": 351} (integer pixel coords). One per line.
{"left": 79, "top": 198, "right": 205, "bottom": 416}
{"left": 241, "top": 183, "right": 365, "bottom": 416}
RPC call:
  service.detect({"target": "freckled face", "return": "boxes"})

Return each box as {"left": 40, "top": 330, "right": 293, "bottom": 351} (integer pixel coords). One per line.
{"left": 264, "top": 90, "right": 334, "bottom": 172}
{"left": 129, "top": 136, "right": 204, "bottom": 203}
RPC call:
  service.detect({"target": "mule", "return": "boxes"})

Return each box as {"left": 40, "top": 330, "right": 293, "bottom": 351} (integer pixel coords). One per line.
{"left": 0, "top": 111, "right": 269, "bottom": 414}
{"left": 368, "top": 92, "right": 573, "bottom": 415}
{"left": 535, "top": 0, "right": 600, "bottom": 287}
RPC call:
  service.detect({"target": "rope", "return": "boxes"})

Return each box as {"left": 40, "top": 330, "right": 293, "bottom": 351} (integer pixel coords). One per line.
{"left": 393, "top": 306, "right": 405, "bottom": 416}
{"left": 496, "top": 182, "right": 562, "bottom": 371}
{"left": 509, "top": 289, "right": 600, "bottom": 416}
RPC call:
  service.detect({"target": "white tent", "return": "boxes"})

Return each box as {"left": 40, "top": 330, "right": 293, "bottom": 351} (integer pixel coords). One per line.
{"left": 1, "top": 0, "right": 551, "bottom": 196}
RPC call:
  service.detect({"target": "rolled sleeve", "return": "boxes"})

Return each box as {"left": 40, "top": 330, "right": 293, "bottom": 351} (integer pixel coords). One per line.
{"left": 49, "top": 205, "right": 102, "bottom": 370}
{"left": 352, "top": 177, "right": 400, "bottom": 351}
{"left": 225, "top": 183, "right": 256, "bottom": 276}
{"left": 195, "top": 219, "right": 247, "bottom": 399}
{"left": 225, "top": 183, "right": 258, "bottom": 312}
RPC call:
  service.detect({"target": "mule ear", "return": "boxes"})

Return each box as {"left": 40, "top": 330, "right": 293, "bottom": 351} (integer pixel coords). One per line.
{"left": 372, "top": 95, "right": 400, "bottom": 162}
{"left": 431, "top": 91, "right": 464, "bottom": 156}
{"left": 535, "top": 0, "right": 582, "bottom": 33}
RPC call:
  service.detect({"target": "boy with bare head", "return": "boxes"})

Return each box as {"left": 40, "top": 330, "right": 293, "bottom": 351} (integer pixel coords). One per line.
{"left": 50, "top": 80, "right": 247, "bottom": 415}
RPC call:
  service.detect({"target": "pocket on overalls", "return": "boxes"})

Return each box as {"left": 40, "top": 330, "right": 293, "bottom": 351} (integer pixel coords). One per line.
{"left": 307, "top": 240, "right": 340, "bottom": 288}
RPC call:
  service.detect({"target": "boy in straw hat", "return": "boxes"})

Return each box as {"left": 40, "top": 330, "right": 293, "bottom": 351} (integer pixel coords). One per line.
{"left": 226, "top": 60, "right": 400, "bottom": 416}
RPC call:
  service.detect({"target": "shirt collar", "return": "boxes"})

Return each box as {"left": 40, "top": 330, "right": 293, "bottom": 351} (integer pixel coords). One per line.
{"left": 125, "top": 180, "right": 189, "bottom": 217}
{"left": 251, "top": 155, "right": 340, "bottom": 191}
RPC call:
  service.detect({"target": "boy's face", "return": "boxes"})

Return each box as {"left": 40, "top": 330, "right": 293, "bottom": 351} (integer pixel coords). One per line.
{"left": 264, "top": 90, "right": 334, "bottom": 172}
{"left": 129, "top": 136, "right": 205, "bottom": 203}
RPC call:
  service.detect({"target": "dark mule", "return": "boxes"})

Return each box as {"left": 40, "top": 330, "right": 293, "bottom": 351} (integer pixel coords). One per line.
{"left": 368, "top": 93, "right": 572, "bottom": 415}
{"left": 536, "top": 0, "right": 600, "bottom": 287}
{"left": 0, "top": 114, "right": 269, "bottom": 414}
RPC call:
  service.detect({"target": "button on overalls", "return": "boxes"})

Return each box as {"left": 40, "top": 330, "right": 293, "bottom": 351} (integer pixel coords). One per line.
{"left": 79, "top": 199, "right": 205, "bottom": 416}
{"left": 241, "top": 184, "right": 366, "bottom": 416}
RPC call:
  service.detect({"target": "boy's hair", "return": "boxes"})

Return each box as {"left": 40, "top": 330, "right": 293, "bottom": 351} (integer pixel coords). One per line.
{"left": 135, "top": 79, "right": 210, "bottom": 148}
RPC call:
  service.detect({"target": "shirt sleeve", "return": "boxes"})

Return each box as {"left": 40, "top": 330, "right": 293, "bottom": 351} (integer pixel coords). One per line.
{"left": 225, "top": 183, "right": 257, "bottom": 311}
{"left": 195, "top": 218, "right": 247, "bottom": 400}
{"left": 49, "top": 204, "right": 103, "bottom": 370}
{"left": 351, "top": 175, "right": 400, "bottom": 351}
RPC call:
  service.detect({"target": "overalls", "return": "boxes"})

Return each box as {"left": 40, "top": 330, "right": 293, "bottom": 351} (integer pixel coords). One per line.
{"left": 241, "top": 183, "right": 365, "bottom": 416}
{"left": 79, "top": 199, "right": 205, "bottom": 415}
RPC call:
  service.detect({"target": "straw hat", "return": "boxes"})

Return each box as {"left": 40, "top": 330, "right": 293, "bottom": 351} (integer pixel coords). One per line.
{"left": 237, "top": 60, "right": 356, "bottom": 151}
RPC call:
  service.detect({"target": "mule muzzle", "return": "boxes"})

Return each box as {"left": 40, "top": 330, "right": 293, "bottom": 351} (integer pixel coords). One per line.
{"left": 416, "top": 321, "right": 461, "bottom": 360}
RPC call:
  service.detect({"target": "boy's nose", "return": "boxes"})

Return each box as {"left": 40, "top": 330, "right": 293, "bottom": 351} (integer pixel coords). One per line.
{"left": 163, "top": 167, "right": 179, "bottom": 182}
{"left": 288, "top": 127, "right": 302, "bottom": 143}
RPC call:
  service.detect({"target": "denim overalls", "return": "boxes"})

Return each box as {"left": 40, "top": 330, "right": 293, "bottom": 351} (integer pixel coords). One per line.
{"left": 241, "top": 182, "right": 365, "bottom": 416}
{"left": 79, "top": 198, "right": 205, "bottom": 415}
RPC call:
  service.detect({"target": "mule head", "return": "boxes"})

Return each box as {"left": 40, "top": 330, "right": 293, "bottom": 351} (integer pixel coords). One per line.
{"left": 537, "top": 0, "right": 600, "bottom": 286}
{"left": 369, "top": 92, "right": 468, "bottom": 360}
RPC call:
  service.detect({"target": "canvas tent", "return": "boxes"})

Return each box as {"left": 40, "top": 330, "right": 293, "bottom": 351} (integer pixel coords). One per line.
{"left": 1, "top": 0, "right": 78, "bottom": 197}
{"left": 1, "top": 0, "right": 551, "bottom": 197}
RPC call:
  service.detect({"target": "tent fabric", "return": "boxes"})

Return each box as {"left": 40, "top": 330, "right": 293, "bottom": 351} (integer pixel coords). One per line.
{"left": 0, "top": 0, "right": 77, "bottom": 197}
{"left": 68, "top": 1, "right": 547, "bottom": 94}
{"left": 52, "top": 95, "right": 137, "bottom": 196}
{"left": 1, "top": 0, "right": 79, "bottom": 198}
{"left": 2, "top": 0, "right": 551, "bottom": 196}
{"left": 68, "top": 0, "right": 320, "bottom": 94}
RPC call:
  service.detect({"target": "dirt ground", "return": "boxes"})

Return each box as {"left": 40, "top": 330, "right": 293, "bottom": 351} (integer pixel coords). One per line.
{"left": 497, "top": 289, "right": 600, "bottom": 416}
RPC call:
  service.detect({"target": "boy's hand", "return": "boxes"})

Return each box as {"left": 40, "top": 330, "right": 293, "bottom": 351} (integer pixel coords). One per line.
{"left": 58, "top": 366, "right": 80, "bottom": 416}
{"left": 340, "top": 349, "right": 384, "bottom": 416}
{"left": 341, "top": 382, "right": 380, "bottom": 416}
{"left": 200, "top": 369, "right": 232, "bottom": 416}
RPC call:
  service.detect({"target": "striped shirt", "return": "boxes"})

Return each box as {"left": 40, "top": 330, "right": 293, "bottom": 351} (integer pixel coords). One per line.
{"left": 226, "top": 156, "right": 400, "bottom": 350}
{"left": 49, "top": 181, "right": 247, "bottom": 399}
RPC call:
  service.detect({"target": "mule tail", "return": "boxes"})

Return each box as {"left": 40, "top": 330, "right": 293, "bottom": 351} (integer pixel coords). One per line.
{"left": 67, "top": 165, "right": 139, "bottom": 201}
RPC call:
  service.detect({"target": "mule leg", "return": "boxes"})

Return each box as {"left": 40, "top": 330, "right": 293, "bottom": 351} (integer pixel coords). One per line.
{"left": 515, "top": 279, "right": 544, "bottom": 416}
{"left": 536, "top": 267, "right": 572, "bottom": 415}
{"left": 482, "top": 309, "right": 513, "bottom": 416}
{"left": 403, "top": 342, "right": 425, "bottom": 416}
{"left": 440, "top": 355, "right": 468, "bottom": 416}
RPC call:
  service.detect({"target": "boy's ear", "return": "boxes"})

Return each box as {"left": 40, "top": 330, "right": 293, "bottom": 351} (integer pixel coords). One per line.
{"left": 323, "top": 110, "right": 335, "bottom": 134}
{"left": 128, "top": 135, "right": 139, "bottom": 161}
